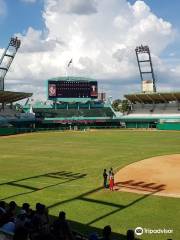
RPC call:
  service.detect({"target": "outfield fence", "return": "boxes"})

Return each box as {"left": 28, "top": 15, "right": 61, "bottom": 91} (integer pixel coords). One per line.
{"left": 0, "top": 125, "right": 123, "bottom": 136}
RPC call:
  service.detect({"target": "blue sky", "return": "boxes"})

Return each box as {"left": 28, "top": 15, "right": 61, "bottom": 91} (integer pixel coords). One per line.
{"left": 0, "top": 0, "right": 179, "bottom": 53}
{"left": 0, "top": 0, "right": 180, "bottom": 99}
{"left": 129, "top": 0, "right": 180, "bottom": 57}
{"left": 129, "top": 0, "right": 180, "bottom": 27}
{"left": 0, "top": 0, "right": 44, "bottom": 47}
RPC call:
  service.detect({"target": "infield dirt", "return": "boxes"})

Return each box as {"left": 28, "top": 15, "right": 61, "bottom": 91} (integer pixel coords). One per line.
{"left": 115, "top": 154, "right": 180, "bottom": 198}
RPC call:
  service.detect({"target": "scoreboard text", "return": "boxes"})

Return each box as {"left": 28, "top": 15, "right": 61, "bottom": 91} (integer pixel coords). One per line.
{"left": 48, "top": 80, "right": 98, "bottom": 99}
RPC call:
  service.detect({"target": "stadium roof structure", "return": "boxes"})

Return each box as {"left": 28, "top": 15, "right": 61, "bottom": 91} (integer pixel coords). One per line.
{"left": 125, "top": 92, "right": 180, "bottom": 104}
{"left": 47, "top": 76, "right": 96, "bottom": 82}
{"left": 0, "top": 90, "right": 32, "bottom": 103}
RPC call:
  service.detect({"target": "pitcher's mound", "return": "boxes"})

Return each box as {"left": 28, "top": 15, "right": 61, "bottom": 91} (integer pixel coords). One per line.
{"left": 115, "top": 154, "right": 180, "bottom": 198}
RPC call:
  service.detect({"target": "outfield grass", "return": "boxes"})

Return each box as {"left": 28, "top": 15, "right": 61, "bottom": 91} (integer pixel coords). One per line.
{"left": 0, "top": 130, "right": 180, "bottom": 239}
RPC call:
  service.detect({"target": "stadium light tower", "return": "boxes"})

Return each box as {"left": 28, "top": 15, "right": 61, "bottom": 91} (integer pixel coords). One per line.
{"left": 0, "top": 37, "right": 21, "bottom": 91}
{"left": 135, "top": 45, "right": 156, "bottom": 93}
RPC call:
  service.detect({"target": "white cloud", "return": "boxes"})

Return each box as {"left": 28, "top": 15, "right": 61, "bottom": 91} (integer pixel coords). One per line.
{"left": 0, "top": 0, "right": 6, "bottom": 17}
{"left": 44, "top": 0, "right": 98, "bottom": 15}
{"left": 16, "top": 27, "right": 62, "bottom": 53}
{"left": 3, "top": 0, "right": 179, "bottom": 99}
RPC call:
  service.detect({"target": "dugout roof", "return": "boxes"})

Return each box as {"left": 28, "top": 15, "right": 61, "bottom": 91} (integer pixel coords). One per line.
{"left": 125, "top": 92, "right": 180, "bottom": 104}
{"left": 0, "top": 90, "right": 32, "bottom": 103}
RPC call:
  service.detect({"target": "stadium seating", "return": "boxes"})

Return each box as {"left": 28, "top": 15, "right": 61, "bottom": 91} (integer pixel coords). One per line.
{"left": 0, "top": 200, "right": 124, "bottom": 240}
{"left": 0, "top": 104, "right": 35, "bottom": 127}
{"left": 0, "top": 105, "right": 18, "bottom": 117}
{"left": 129, "top": 102, "right": 180, "bottom": 115}
{"left": 33, "top": 107, "right": 114, "bottom": 118}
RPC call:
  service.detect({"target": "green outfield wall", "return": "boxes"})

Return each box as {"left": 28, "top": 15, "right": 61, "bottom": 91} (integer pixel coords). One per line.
{"left": 157, "top": 122, "right": 180, "bottom": 130}
{"left": 0, "top": 128, "right": 17, "bottom": 136}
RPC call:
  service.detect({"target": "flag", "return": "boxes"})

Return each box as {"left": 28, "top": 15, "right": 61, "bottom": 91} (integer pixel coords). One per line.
{"left": 67, "top": 58, "right": 72, "bottom": 67}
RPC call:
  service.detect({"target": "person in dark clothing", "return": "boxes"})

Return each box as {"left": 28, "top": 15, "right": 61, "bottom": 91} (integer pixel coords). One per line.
{"left": 0, "top": 201, "right": 17, "bottom": 227}
{"left": 13, "top": 227, "right": 29, "bottom": 240}
{"left": 0, "top": 201, "right": 6, "bottom": 215}
{"left": 102, "top": 225, "right": 111, "bottom": 240}
{"left": 126, "top": 229, "right": 135, "bottom": 240}
{"left": 31, "top": 203, "right": 49, "bottom": 235}
{"left": 22, "top": 203, "right": 31, "bottom": 215}
{"left": 51, "top": 211, "right": 74, "bottom": 240}
{"left": 34, "top": 233, "right": 56, "bottom": 240}
{"left": 103, "top": 169, "right": 108, "bottom": 188}
{"left": 0, "top": 201, "right": 6, "bottom": 226}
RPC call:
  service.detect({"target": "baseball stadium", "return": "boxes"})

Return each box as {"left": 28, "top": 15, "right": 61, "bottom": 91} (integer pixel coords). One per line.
{"left": 0, "top": 38, "right": 180, "bottom": 240}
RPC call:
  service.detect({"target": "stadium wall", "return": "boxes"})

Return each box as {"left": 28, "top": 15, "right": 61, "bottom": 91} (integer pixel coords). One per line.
{"left": 157, "top": 122, "right": 180, "bottom": 130}
{"left": 0, "top": 127, "right": 37, "bottom": 136}
{"left": 0, "top": 128, "right": 17, "bottom": 136}
{"left": 125, "top": 122, "right": 150, "bottom": 128}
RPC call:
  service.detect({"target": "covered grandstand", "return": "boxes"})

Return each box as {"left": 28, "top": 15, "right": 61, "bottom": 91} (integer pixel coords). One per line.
{"left": 118, "top": 45, "right": 180, "bottom": 130}
{"left": 125, "top": 92, "right": 180, "bottom": 104}
{"left": 24, "top": 101, "right": 119, "bottom": 128}
{"left": 121, "top": 92, "right": 180, "bottom": 129}
{"left": 0, "top": 90, "right": 32, "bottom": 103}
{"left": 0, "top": 37, "right": 35, "bottom": 134}
{"left": 0, "top": 90, "right": 34, "bottom": 130}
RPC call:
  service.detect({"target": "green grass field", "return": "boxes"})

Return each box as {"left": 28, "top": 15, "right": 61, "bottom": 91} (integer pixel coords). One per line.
{"left": 0, "top": 130, "right": 180, "bottom": 239}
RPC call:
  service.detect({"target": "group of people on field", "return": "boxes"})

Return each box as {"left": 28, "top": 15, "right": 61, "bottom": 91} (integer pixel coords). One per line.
{"left": 103, "top": 168, "right": 114, "bottom": 191}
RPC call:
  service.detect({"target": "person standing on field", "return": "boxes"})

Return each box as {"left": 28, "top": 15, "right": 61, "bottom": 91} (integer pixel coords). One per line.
{"left": 103, "top": 169, "right": 108, "bottom": 188}
{"left": 108, "top": 168, "right": 113, "bottom": 185}
{"left": 109, "top": 172, "right": 114, "bottom": 191}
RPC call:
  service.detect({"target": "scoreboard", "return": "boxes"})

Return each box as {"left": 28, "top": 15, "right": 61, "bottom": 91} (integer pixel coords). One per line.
{"left": 48, "top": 80, "right": 98, "bottom": 99}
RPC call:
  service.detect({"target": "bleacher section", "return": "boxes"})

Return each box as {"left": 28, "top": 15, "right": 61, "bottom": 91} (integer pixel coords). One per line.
{"left": 0, "top": 91, "right": 34, "bottom": 128}
{"left": 0, "top": 105, "right": 35, "bottom": 127}
{"left": 121, "top": 92, "right": 180, "bottom": 129}
{"left": 23, "top": 99, "right": 120, "bottom": 128}
{"left": 130, "top": 102, "right": 180, "bottom": 115}
{"left": 0, "top": 105, "right": 19, "bottom": 116}
{"left": 33, "top": 107, "right": 114, "bottom": 118}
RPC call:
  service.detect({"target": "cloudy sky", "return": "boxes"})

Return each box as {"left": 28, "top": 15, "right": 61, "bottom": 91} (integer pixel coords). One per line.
{"left": 0, "top": 0, "right": 180, "bottom": 100}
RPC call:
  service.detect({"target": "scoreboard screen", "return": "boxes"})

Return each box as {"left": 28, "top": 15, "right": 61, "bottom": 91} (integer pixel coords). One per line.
{"left": 48, "top": 80, "right": 98, "bottom": 99}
